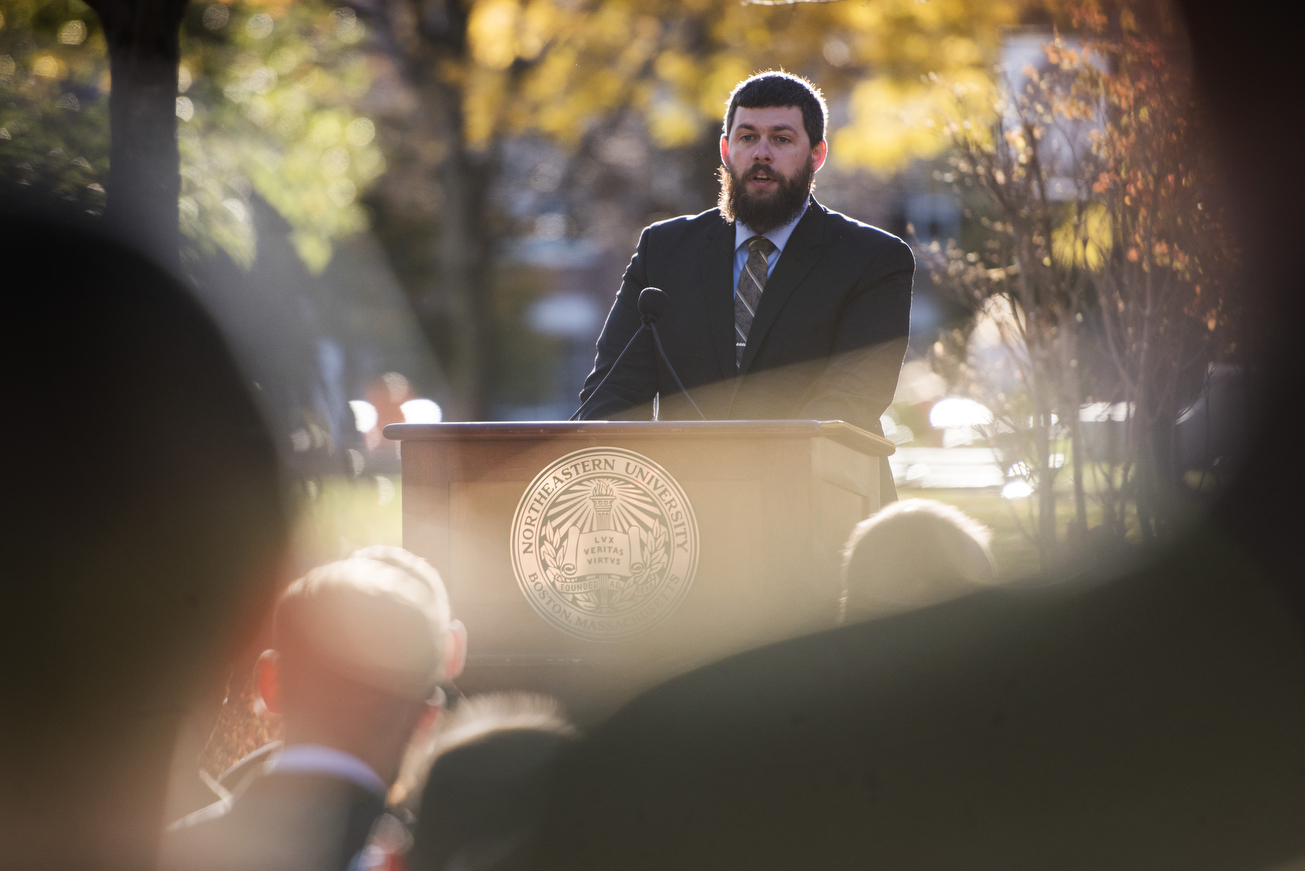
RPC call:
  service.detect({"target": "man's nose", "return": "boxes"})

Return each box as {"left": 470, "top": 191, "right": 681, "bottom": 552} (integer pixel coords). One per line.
{"left": 753, "top": 139, "right": 772, "bottom": 161}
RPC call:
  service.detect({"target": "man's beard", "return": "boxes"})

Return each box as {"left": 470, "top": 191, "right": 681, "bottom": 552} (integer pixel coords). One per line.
{"left": 717, "top": 156, "right": 815, "bottom": 233}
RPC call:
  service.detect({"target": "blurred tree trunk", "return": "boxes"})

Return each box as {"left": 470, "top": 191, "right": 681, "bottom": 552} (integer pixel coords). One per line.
{"left": 86, "top": 0, "right": 188, "bottom": 268}
{"left": 365, "top": 0, "right": 499, "bottom": 421}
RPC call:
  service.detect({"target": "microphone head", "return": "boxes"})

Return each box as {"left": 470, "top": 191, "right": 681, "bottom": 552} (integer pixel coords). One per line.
{"left": 638, "top": 287, "right": 668, "bottom": 324}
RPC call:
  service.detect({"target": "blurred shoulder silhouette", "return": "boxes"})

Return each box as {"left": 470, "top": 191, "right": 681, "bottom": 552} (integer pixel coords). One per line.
{"left": 534, "top": 501, "right": 1305, "bottom": 871}
{"left": 0, "top": 204, "right": 290, "bottom": 871}
{"left": 400, "top": 692, "right": 576, "bottom": 871}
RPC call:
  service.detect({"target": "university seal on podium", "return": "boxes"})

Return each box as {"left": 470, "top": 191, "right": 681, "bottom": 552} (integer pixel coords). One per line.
{"left": 510, "top": 446, "right": 699, "bottom": 642}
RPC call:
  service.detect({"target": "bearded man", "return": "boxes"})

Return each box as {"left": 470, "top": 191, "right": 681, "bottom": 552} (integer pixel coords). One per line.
{"left": 576, "top": 71, "right": 913, "bottom": 502}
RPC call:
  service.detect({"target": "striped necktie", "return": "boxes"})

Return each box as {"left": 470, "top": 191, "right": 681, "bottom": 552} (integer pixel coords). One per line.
{"left": 735, "top": 235, "right": 776, "bottom": 369}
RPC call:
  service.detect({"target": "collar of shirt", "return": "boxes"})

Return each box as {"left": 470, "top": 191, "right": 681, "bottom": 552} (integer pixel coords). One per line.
{"left": 266, "top": 743, "right": 388, "bottom": 799}
{"left": 733, "top": 198, "right": 810, "bottom": 288}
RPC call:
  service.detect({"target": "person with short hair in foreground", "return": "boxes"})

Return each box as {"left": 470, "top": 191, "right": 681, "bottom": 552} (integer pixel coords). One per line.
{"left": 162, "top": 546, "right": 466, "bottom": 871}
{"left": 841, "top": 497, "right": 996, "bottom": 622}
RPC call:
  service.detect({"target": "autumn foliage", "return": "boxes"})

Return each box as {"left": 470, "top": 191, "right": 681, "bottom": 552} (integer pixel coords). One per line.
{"left": 928, "top": 2, "right": 1238, "bottom": 564}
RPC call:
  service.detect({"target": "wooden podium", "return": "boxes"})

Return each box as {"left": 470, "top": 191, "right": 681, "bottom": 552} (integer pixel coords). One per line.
{"left": 385, "top": 420, "right": 894, "bottom": 721}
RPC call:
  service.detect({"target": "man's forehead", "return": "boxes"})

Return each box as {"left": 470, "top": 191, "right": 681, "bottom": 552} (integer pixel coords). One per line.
{"left": 731, "top": 105, "right": 805, "bottom": 133}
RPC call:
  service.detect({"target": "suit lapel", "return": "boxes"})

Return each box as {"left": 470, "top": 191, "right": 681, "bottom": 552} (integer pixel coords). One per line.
{"left": 739, "top": 201, "right": 827, "bottom": 374}
{"left": 701, "top": 216, "right": 738, "bottom": 379}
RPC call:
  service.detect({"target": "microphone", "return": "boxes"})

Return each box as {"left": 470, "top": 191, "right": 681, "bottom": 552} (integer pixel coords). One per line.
{"left": 638, "top": 286, "right": 669, "bottom": 325}
{"left": 639, "top": 287, "right": 705, "bottom": 421}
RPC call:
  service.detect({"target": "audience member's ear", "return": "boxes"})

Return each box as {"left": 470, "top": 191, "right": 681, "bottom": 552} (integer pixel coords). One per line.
{"left": 444, "top": 620, "right": 467, "bottom": 682}
{"left": 417, "top": 698, "right": 444, "bottom": 734}
{"left": 253, "top": 650, "right": 282, "bottom": 717}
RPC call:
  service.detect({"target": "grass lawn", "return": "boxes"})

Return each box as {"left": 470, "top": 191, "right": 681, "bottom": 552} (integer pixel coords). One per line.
{"left": 903, "top": 487, "right": 1045, "bottom": 580}
{"left": 289, "top": 474, "right": 404, "bottom": 569}
{"left": 902, "top": 480, "right": 1118, "bottom": 582}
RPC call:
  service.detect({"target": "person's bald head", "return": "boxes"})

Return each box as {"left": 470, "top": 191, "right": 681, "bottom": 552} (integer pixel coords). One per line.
{"left": 273, "top": 546, "right": 459, "bottom": 702}
{"left": 256, "top": 546, "right": 466, "bottom": 787}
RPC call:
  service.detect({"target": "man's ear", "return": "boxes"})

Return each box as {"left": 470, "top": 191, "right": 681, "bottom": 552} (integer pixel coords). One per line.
{"left": 252, "top": 649, "right": 282, "bottom": 717}
{"left": 811, "top": 139, "right": 828, "bottom": 173}
{"left": 443, "top": 619, "right": 467, "bottom": 682}
{"left": 416, "top": 698, "right": 443, "bottom": 734}
{"left": 720, "top": 133, "right": 731, "bottom": 165}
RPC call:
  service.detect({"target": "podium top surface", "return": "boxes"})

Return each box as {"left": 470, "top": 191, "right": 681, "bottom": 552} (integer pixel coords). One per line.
{"left": 384, "top": 419, "right": 894, "bottom": 457}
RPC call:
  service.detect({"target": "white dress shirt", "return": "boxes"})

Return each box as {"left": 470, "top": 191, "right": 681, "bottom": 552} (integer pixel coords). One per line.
{"left": 731, "top": 198, "right": 810, "bottom": 292}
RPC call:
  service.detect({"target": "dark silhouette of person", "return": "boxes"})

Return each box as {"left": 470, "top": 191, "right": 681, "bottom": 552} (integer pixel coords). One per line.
{"left": 396, "top": 693, "right": 575, "bottom": 871}
{"left": 531, "top": 505, "right": 1305, "bottom": 870}
{"left": 0, "top": 205, "right": 290, "bottom": 871}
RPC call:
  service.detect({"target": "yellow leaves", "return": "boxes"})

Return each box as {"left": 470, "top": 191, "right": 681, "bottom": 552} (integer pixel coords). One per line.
{"left": 837, "top": 69, "right": 996, "bottom": 175}
{"left": 32, "top": 55, "right": 67, "bottom": 79}
{"left": 697, "top": 55, "right": 752, "bottom": 119}
{"left": 462, "top": 67, "right": 507, "bottom": 149}
{"left": 331, "top": 7, "right": 364, "bottom": 44}
{"left": 835, "top": 78, "right": 946, "bottom": 173}
{"left": 58, "top": 21, "right": 87, "bottom": 45}
{"left": 469, "top": 0, "right": 520, "bottom": 70}
{"left": 1052, "top": 202, "right": 1112, "bottom": 271}
{"left": 345, "top": 117, "right": 374, "bottom": 147}
{"left": 654, "top": 51, "right": 697, "bottom": 88}
{"left": 939, "top": 34, "right": 982, "bottom": 67}
{"left": 648, "top": 97, "right": 700, "bottom": 148}
{"left": 309, "top": 113, "right": 343, "bottom": 146}
{"left": 468, "top": 0, "right": 567, "bottom": 71}
{"left": 319, "top": 145, "right": 349, "bottom": 176}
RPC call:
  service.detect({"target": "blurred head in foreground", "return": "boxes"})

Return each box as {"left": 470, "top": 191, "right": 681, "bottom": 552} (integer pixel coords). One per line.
{"left": 401, "top": 693, "right": 576, "bottom": 871}
{"left": 841, "top": 498, "right": 995, "bottom": 623}
{"left": 162, "top": 548, "right": 465, "bottom": 871}
{"left": 256, "top": 546, "right": 466, "bottom": 789}
{"left": 0, "top": 207, "right": 290, "bottom": 870}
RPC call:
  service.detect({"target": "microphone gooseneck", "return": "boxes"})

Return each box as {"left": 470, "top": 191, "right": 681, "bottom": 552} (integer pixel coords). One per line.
{"left": 649, "top": 320, "right": 705, "bottom": 420}
{"left": 570, "top": 320, "right": 647, "bottom": 421}
{"left": 570, "top": 286, "right": 704, "bottom": 422}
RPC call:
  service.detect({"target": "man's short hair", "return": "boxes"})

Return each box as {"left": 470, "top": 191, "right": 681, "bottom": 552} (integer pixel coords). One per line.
{"left": 724, "top": 71, "right": 828, "bottom": 146}
{"left": 841, "top": 499, "right": 995, "bottom": 620}
{"left": 275, "top": 546, "right": 453, "bottom": 701}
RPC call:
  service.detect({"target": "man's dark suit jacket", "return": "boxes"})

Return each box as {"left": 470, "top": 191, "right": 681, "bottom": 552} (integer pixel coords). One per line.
{"left": 578, "top": 199, "right": 913, "bottom": 437}
{"left": 161, "top": 767, "right": 384, "bottom": 871}
{"left": 533, "top": 526, "right": 1305, "bottom": 870}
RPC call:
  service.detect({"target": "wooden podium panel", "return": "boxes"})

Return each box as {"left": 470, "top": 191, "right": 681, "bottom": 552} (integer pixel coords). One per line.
{"left": 386, "top": 420, "right": 893, "bottom": 721}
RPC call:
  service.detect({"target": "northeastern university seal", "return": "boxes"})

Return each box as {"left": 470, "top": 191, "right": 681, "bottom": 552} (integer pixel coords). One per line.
{"left": 510, "top": 446, "right": 699, "bottom": 642}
